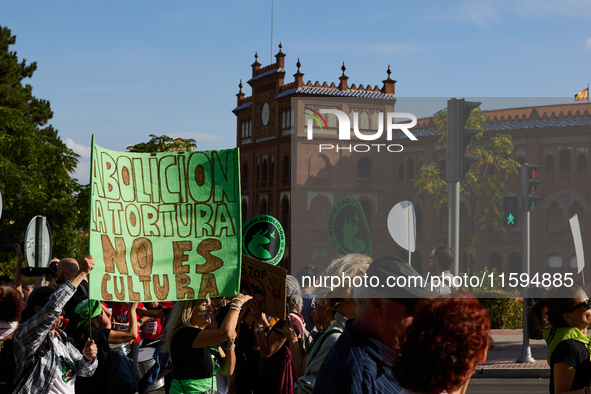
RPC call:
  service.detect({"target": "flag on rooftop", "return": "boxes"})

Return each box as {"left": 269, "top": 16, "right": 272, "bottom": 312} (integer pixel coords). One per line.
{"left": 574, "top": 87, "right": 589, "bottom": 102}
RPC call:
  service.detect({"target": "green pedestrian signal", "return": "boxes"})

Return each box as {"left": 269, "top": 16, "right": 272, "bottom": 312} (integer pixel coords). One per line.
{"left": 502, "top": 196, "right": 519, "bottom": 228}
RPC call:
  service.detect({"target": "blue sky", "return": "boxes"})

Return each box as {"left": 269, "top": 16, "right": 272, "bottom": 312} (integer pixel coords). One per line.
{"left": 2, "top": 0, "right": 591, "bottom": 182}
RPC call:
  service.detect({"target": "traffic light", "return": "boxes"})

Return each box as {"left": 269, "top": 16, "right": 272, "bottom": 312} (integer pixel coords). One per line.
{"left": 447, "top": 98, "right": 482, "bottom": 182}
{"left": 502, "top": 196, "right": 519, "bottom": 227}
{"left": 521, "top": 163, "right": 542, "bottom": 211}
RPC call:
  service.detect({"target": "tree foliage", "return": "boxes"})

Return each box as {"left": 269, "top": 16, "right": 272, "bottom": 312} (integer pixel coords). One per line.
{"left": 0, "top": 26, "right": 85, "bottom": 277}
{"left": 126, "top": 134, "right": 197, "bottom": 153}
{"left": 413, "top": 107, "right": 520, "bottom": 274}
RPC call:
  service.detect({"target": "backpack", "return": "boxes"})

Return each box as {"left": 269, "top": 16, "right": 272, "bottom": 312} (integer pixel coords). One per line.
{"left": 289, "top": 313, "right": 313, "bottom": 351}
{"left": 107, "top": 350, "right": 138, "bottom": 394}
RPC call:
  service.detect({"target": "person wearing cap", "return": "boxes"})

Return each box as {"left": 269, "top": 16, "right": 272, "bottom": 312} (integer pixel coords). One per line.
{"left": 12, "top": 256, "right": 98, "bottom": 394}
{"left": 72, "top": 299, "right": 139, "bottom": 394}
{"left": 312, "top": 256, "right": 432, "bottom": 394}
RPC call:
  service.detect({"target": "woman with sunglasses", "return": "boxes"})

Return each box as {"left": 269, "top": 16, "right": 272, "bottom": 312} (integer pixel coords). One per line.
{"left": 531, "top": 285, "right": 591, "bottom": 394}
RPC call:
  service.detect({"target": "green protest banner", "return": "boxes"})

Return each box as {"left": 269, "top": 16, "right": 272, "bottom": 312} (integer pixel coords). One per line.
{"left": 326, "top": 196, "right": 372, "bottom": 257}
{"left": 88, "top": 137, "right": 241, "bottom": 302}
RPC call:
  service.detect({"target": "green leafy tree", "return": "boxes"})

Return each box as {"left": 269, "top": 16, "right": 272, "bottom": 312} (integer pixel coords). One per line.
{"left": 0, "top": 26, "right": 84, "bottom": 277}
{"left": 413, "top": 107, "right": 520, "bottom": 277}
{"left": 126, "top": 134, "right": 197, "bottom": 153}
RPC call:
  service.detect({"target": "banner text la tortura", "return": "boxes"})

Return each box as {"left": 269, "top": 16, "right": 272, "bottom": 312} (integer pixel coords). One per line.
{"left": 90, "top": 149, "right": 239, "bottom": 302}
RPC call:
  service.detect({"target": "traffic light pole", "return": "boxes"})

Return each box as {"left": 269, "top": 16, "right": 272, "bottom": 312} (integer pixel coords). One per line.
{"left": 449, "top": 182, "right": 460, "bottom": 276}
{"left": 517, "top": 165, "right": 534, "bottom": 363}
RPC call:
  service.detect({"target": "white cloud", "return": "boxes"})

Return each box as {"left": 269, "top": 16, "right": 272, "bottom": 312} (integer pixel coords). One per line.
{"left": 65, "top": 138, "right": 91, "bottom": 159}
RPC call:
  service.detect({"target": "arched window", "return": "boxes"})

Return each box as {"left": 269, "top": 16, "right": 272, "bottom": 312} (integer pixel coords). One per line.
{"left": 398, "top": 163, "right": 404, "bottom": 180}
{"left": 578, "top": 154, "right": 587, "bottom": 173}
{"left": 262, "top": 160, "right": 268, "bottom": 181}
{"left": 283, "top": 157, "right": 290, "bottom": 179}
{"left": 282, "top": 198, "right": 290, "bottom": 229}
{"left": 357, "top": 158, "right": 372, "bottom": 180}
{"left": 260, "top": 199, "right": 267, "bottom": 215}
{"left": 406, "top": 159, "right": 414, "bottom": 179}
{"left": 256, "top": 158, "right": 260, "bottom": 182}
{"left": 488, "top": 252, "right": 503, "bottom": 273}
{"left": 517, "top": 156, "right": 525, "bottom": 166}
{"left": 242, "top": 163, "right": 248, "bottom": 183}
{"left": 270, "top": 157, "right": 274, "bottom": 180}
{"left": 559, "top": 150, "right": 571, "bottom": 173}
{"left": 545, "top": 155, "right": 554, "bottom": 174}
{"left": 547, "top": 255, "right": 563, "bottom": 268}
{"left": 547, "top": 201, "right": 563, "bottom": 232}
{"left": 568, "top": 201, "right": 586, "bottom": 232}
{"left": 509, "top": 253, "right": 522, "bottom": 274}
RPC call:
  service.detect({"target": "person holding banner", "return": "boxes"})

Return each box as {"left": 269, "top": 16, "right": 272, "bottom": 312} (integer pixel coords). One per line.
{"left": 163, "top": 293, "right": 251, "bottom": 394}
{"left": 11, "top": 256, "right": 98, "bottom": 394}
{"left": 253, "top": 275, "right": 306, "bottom": 394}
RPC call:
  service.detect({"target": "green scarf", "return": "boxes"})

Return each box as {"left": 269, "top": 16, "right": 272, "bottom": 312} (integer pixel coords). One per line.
{"left": 543, "top": 327, "right": 591, "bottom": 363}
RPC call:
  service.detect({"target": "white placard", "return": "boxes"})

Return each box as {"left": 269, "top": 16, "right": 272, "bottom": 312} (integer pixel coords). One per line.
{"left": 569, "top": 214, "right": 585, "bottom": 273}
{"left": 387, "top": 201, "right": 416, "bottom": 252}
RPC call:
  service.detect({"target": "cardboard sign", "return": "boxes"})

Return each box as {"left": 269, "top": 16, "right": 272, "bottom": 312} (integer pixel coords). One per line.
{"left": 326, "top": 196, "right": 372, "bottom": 257}
{"left": 242, "top": 215, "right": 286, "bottom": 266}
{"left": 88, "top": 138, "right": 241, "bottom": 302}
{"left": 241, "top": 255, "right": 286, "bottom": 319}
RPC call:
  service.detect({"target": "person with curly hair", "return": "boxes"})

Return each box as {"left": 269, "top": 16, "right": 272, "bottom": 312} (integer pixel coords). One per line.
{"left": 392, "top": 293, "right": 490, "bottom": 394}
{"left": 531, "top": 285, "right": 591, "bottom": 394}
{"left": 0, "top": 285, "right": 23, "bottom": 344}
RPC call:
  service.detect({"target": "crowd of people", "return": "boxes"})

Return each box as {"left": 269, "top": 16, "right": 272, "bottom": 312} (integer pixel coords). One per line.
{"left": 0, "top": 243, "right": 586, "bottom": 394}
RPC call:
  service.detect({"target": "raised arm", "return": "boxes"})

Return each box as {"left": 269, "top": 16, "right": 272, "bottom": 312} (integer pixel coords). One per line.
{"left": 191, "top": 294, "right": 252, "bottom": 349}
{"left": 107, "top": 302, "right": 139, "bottom": 344}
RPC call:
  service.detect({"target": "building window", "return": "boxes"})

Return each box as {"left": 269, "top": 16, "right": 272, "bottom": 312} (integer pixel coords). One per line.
{"left": 547, "top": 255, "right": 563, "bottom": 268}
{"left": 270, "top": 156, "right": 274, "bottom": 181}
{"left": 262, "top": 160, "right": 268, "bottom": 181}
{"left": 260, "top": 199, "right": 267, "bottom": 215}
{"left": 578, "top": 154, "right": 587, "bottom": 173}
{"left": 357, "top": 158, "right": 372, "bottom": 180}
{"left": 547, "top": 201, "right": 563, "bottom": 232}
{"left": 517, "top": 156, "right": 525, "bottom": 166}
{"left": 509, "top": 253, "right": 522, "bottom": 274}
{"left": 283, "top": 156, "right": 290, "bottom": 179}
{"left": 545, "top": 155, "right": 554, "bottom": 174}
{"left": 406, "top": 159, "right": 414, "bottom": 179}
{"left": 559, "top": 150, "right": 571, "bottom": 173}
{"left": 242, "top": 163, "right": 248, "bottom": 183}
{"left": 488, "top": 252, "right": 503, "bottom": 273}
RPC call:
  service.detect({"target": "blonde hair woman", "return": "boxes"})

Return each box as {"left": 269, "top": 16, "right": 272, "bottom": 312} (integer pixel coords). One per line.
{"left": 291, "top": 254, "right": 372, "bottom": 394}
{"left": 164, "top": 293, "right": 251, "bottom": 394}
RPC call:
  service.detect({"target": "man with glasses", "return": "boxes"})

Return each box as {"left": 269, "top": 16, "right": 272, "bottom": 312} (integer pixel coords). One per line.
{"left": 313, "top": 256, "right": 432, "bottom": 394}
{"left": 428, "top": 244, "right": 457, "bottom": 295}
